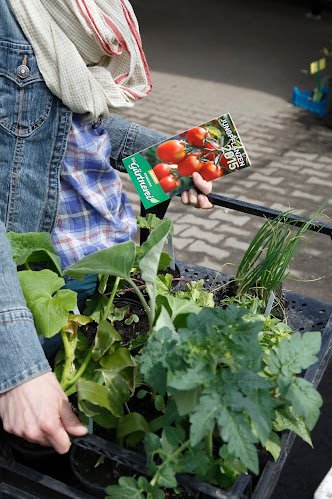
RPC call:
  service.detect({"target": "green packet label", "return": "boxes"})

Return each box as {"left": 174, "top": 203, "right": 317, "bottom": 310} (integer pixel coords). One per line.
{"left": 123, "top": 154, "right": 169, "bottom": 209}
{"left": 122, "top": 112, "right": 251, "bottom": 210}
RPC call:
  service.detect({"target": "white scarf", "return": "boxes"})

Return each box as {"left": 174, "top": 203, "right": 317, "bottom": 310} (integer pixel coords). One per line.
{"left": 9, "top": 0, "right": 152, "bottom": 121}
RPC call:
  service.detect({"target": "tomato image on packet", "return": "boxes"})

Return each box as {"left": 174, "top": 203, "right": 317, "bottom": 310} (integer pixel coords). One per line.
{"left": 122, "top": 112, "right": 251, "bottom": 209}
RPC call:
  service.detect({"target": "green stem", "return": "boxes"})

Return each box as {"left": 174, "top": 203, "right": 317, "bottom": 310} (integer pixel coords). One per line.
{"left": 60, "top": 329, "right": 73, "bottom": 388}
{"left": 204, "top": 430, "right": 213, "bottom": 458}
{"left": 25, "top": 262, "right": 31, "bottom": 270}
{"left": 150, "top": 439, "right": 190, "bottom": 488}
{"left": 102, "top": 276, "right": 120, "bottom": 322}
{"left": 127, "top": 280, "right": 151, "bottom": 326}
{"left": 63, "top": 347, "right": 93, "bottom": 394}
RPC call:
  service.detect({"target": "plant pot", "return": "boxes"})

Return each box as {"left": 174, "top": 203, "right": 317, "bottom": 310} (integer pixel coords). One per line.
{"left": 70, "top": 444, "right": 111, "bottom": 498}
{"left": 6, "top": 433, "right": 73, "bottom": 483}
{"left": 70, "top": 434, "right": 252, "bottom": 498}
{"left": 292, "top": 86, "right": 327, "bottom": 117}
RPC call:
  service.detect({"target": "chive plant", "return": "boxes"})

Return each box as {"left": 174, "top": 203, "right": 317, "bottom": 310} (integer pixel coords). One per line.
{"left": 235, "top": 201, "right": 330, "bottom": 306}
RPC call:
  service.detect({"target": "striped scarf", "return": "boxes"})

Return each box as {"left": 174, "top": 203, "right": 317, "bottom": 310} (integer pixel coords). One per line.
{"left": 8, "top": 0, "right": 152, "bottom": 121}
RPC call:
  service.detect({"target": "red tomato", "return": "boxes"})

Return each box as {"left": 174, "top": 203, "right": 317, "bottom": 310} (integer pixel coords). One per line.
{"left": 219, "top": 154, "right": 238, "bottom": 171}
{"left": 199, "top": 162, "right": 223, "bottom": 181}
{"left": 218, "top": 154, "right": 229, "bottom": 169}
{"left": 201, "top": 141, "right": 221, "bottom": 161}
{"left": 177, "top": 153, "right": 203, "bottom": 176}
{"left": 186, "top": 127, "right": 208, "bottom": 147}
{"left": 153, "top": 163, "right": 173, "bottom": 179}
{"left": 159, "top": 174, "right": 180, "bottom": 193}
{"left": 157, "top": 140, "right": 186, "bottom": 163}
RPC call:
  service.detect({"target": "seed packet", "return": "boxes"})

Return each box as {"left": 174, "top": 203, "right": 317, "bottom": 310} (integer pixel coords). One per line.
{"left": 122, "top": 112, "right": 251, "bottom": 209}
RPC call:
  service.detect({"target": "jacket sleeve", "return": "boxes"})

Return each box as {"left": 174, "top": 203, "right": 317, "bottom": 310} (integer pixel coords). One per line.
{"left": 0, "top": 221, "right": 51, "bottom": 393}
{"left": 102, "top": 115, "right": 168, "bottom": 173}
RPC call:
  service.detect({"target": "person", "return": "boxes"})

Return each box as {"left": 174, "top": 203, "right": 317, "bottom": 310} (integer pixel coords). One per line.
{"left": 0, "top": 0, "right": 213, "bottom": 455}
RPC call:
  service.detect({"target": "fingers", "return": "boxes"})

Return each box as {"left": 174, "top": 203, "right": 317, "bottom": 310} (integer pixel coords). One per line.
{"left": 192, "top": 172, "right": 212, "bottom": 195}
{"left": 0, "top": 371, "right": 87, "bottom": 455}
{"left": 181, "top": 188, "right": 214, "bottom": 209}
{"left": 180, "top": 172, "right": 214, "bottom": 209}
{"left": 60, "top": 399, "right": 88, "bottom": 438}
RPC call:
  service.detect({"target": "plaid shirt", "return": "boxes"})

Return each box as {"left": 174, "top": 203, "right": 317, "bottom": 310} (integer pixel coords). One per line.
{"left": 51, "top": 115, "right": 137, "bottom": 270}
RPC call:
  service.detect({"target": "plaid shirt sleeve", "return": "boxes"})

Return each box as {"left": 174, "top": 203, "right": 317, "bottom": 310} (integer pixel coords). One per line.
{"left": 51, "top": 115, "right": 137, "bottom": 270}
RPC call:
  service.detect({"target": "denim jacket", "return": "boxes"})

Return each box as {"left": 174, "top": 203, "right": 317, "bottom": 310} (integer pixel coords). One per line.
{"left": 0, "top": 0, "right": 166, "bottom": 393}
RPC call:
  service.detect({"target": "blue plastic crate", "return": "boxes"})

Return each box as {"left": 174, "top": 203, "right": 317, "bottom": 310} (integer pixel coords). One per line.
{"left": 292, "top": 86, "right": 328, "bottom": 117}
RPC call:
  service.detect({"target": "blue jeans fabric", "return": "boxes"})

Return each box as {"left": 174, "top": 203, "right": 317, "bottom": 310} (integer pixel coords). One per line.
{"left": 0, "top": 220, "right": 51, "bottom": 393}
{"left": 0, "top": 0, "right": 72, "bottom": 234}
{"left": 103, "top": 116, "right": 168, "bottom": 173}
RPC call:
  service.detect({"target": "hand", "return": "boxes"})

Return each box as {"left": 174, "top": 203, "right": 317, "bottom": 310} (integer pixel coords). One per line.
{"left": 0, "top": 371, "right": 87, "bottom": 454}
{"left": 180, "top": 172, "right": 213, "bottom": 209}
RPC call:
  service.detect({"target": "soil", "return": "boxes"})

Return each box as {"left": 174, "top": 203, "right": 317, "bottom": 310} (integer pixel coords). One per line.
{"left": 80, "top": 298, "right": 149, "bottom": 349}
{"left": 71, "top": 445, "right": 196, "bottom": 498}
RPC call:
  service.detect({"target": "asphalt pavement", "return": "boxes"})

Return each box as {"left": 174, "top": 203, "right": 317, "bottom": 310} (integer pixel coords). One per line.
{"left": 117, "top": 1, "right": 332, "bottom": 497}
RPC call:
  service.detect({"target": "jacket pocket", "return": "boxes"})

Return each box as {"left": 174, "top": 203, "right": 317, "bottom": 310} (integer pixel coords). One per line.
{"left": 0, "top": 42, "right": 53, "bottom": 138}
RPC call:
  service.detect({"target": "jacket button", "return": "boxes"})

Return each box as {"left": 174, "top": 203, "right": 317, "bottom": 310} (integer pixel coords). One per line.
{"left": 17, "top": 65, "right": 30, "bottom": 78}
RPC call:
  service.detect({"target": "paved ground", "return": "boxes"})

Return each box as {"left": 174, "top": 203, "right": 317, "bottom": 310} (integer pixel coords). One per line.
{"left": 120, "top": 0, "right": 332, "bottom": 303}
{"left": 116, "top": 0, "right": 332, "bottom": 497}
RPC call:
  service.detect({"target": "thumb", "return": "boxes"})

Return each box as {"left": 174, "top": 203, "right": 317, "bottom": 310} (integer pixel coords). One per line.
{"left": 60, "top": 400, "right": 88, "bottom": 437}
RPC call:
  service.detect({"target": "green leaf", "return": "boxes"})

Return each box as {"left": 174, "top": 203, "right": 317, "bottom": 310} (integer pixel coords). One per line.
{"left": 172, "top": 387, "right": 200, "bottom": 416}
{"left": 168, "top": 365, "right": 208, "bottom": 392}
{"left": 138, "top": 219, "right": 172, "bottom": 308}
{"left": 158, "top": 252, "right": 173, "bottom": 271}
{"left": 180, "top": 447, "right": 210, "bottom": 474}
{"left": 264, "top": 431, "right": 281, "bottom": 462}
{"left": 125, "top": 313, "right": 139, "bottom": 325}
{"left": 156, "top": 295, "right": 201, "bottom": 328}
{"left": 100, "top": 348, "right": 137, "bottom": 392}
{"left": 281, "top": 376, "right": 322, "bottom": 431}
{"left": 140, "top": 322, "right": 178, "bottom": 395}
{"left": 156, "top": 274, "right": 174, "bottom": 295}
{"left": 7, "top": 231, "right": 62, "bottom": 274}
{"left": 269, "top": 332, "right": 321, "bottom": 377}
{"left": 137, "top": 477, "right": 164, "bottom": 498}
{"left": 116, "top": 412, "right": 150, "bottom": 439}
{"left": 144, "top": 432, "right": 161, "bottom": 475}
{"left": 80, "top": 402, "right": 117, "bottom": 428}
{"left": 157, "top": 462, "right": 178, "bottom": 489}
{"left": 84, "top": 294, "right": 110, "bottom": 324}
{"left": 105, "top": 476, "right": 144, "bottom": 499}
{"left": 18, "top": 270, "right": 77, "bottom": 337}
{"left": 274, "top": 407, "right": 312, "bottom": 447}
{"left": 178, "top": 279, "right": 215, "bottom": 308}
{"left": 92, "top": 319, "right": 122, "bottom": 361}
{"left": 154, "top": 395, "right": 165, "bottom": 412}
{"left": 100, "top": 347, "right": 136, "bottom": 372}
{"left": 241, "top": 388, "right": 276, "bottom": 445}
{"left": 153, "top": 305, "right": 176, "bottom": 333}
{"left": 217, "top": 406, "right": 259, "bottom": 474}
{"left": 77, "top": 376, "right": 129, "bottom": 418}
{"left": 135, "top": 213, "right": 174, "bottom": 234}
{"left": 162, "top": 426, "right": 186, "bottom": 448}
{"left": 189, "top": 394, "right": 219, "bottom": 447}
{"left": 64, "top": 240, "right": 136, "bottom": 281}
